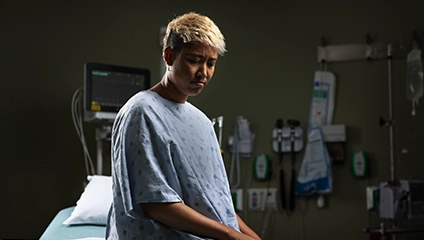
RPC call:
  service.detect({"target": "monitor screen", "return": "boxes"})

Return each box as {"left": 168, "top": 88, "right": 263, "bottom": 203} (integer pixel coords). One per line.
{"left": 84, "top": 62, "right": 150, "bottom": 122}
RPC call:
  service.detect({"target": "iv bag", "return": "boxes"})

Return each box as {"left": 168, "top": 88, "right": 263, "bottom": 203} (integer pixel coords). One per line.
{"left": 406, "top": 49, "right": 424, "bottom": 116}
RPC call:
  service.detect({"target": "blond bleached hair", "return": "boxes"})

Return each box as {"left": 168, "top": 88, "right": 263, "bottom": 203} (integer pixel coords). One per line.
{"left": 163, "top": 12, "right": 227, "bottom": 56}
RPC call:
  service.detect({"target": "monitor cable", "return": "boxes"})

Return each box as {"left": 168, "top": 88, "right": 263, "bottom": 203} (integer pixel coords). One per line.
{"left": 71, "top": 87, "right": 95, "bottom": 176}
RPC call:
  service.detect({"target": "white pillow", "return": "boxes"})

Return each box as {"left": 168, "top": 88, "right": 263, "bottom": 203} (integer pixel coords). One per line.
{"left": 63, "top": 175, "right": 112, "bottom": 225}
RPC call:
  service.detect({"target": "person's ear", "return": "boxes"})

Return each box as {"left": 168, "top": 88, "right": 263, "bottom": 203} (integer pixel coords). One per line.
{"left": 164, "top": 46, "right": 174, "bottom": 66}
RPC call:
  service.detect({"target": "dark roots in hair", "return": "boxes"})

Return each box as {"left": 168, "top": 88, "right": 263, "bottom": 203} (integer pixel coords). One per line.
{"left": 166, "top": 30, "right": 184, "bottom": 54}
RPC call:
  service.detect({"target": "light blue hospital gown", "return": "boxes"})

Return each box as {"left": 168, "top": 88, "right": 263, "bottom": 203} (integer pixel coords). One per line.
{"left": 106, "top": 90, "right": 239, "bottom": 239}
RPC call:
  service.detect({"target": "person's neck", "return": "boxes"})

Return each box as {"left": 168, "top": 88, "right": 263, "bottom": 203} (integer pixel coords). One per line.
{"left": 150, "top": 74, "right": 187, "bottom": 103}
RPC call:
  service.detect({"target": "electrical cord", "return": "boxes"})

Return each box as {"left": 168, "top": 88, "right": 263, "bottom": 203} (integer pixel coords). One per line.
{"left": 299, "top": 197, "right": 307, "bottom": 240}
{"left": 276, "top": 154, "right": 298, "bottom": 240}
{"left": 71, "top": 87, "right": 95, "bottom": 176}
{"left": 229, "top": 119, "right": 241, "bottom": 189}
{"left": 260, "top": 174, "right": 273, "bottom": 239}
{"left": 283, "top": 208, "right": 297, "bottom": 240}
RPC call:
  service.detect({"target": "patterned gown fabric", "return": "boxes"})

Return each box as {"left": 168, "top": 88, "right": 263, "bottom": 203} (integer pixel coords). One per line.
{"left": 106, "top": 90, "right": 238, "bottom": 240}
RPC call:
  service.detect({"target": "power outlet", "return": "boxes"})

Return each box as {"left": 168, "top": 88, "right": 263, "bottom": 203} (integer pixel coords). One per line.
{"left": 264, "top": 188, "right": 277, "bottom": 210}
{"left": 248, "top": 188, "right": 264, "bottom": 211}
{"left": 248, "top": 188, "right": 277, "bottom": 211}
{"left": 231, "top": 188, "right": 243, "bottom": 212}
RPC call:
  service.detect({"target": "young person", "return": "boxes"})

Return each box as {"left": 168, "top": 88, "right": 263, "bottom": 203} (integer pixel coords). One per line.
{"left": 106, "top": 12, "right": 261, "bottom": 240}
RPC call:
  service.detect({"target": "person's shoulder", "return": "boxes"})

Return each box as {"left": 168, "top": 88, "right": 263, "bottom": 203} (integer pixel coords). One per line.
{"left": 125, "top": 90, "right": 158, "bottom": 107}
{"left": 130, "top": 90, "right": 155, "bottom": 102}
{"left": 116, "top": 90, "right": 155, "bottom": 116}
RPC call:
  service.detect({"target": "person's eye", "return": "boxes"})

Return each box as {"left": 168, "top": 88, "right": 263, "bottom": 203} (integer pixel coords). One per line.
{"left": 188, "top": 59, "right": 200, "bottom": 64}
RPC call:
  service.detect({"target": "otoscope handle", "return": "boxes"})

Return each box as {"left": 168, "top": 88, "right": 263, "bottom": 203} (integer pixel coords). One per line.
{"left": 280, "top": 169, "right": 286, "bottom": 210}
{"left": 287, "top": 119, "right": 300, "bottom": 127}
{"left": 288, "top": 120, "right": 298, "bottom": 211}
{"left": 289, "top": 168, "right": 296, "bottom": 211}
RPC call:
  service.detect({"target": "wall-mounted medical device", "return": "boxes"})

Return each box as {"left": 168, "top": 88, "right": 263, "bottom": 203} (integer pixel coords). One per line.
{"left": 228, "top": 116, "right": 255, "bottom": 158}
{"left": 272, "top": 126, "right": 303, "bottom": 153}
{"left": 254, "top": 154, "right": 271, "bottom": 180}
{"left": 379, "top": 180, "right": 424, "bottom": 220}
{"left": 321, "top": 124, "right": 346, "bottom": 142}
{"left": 321, "top": 124, "right": 346, "bottom": 163}
{"left": 84, "top": 62, "right": 150, "bottom": 122}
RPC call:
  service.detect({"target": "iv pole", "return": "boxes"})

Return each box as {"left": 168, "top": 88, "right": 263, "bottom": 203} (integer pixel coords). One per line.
{"left": 387, "top": 44, "right": 395, "bottom": 182}
{"left": 317, "top": 35, "right": 424, "bottom": 239}
{"left": 386, "top": 43, "right": 398, "bottom": 240}
{"left": 318, "top": 37, "right": 399, "bottom": 181}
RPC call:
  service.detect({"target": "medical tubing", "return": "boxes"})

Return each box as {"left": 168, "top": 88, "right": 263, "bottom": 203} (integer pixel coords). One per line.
{"left": 71, "top": 88, "right": 95, "bottom": 176}
{"left": 74, "top": 92, "right": 95, "bottom": 176}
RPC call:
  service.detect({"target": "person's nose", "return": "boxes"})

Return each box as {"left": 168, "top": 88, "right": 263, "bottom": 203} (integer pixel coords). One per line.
{"left": 197, "top": 63, "right": 208, "bottom": 79}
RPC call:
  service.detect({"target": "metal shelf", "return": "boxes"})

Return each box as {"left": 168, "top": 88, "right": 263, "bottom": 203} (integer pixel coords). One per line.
{"left": 363, "top": 227, "right": 424, "bottom": 235}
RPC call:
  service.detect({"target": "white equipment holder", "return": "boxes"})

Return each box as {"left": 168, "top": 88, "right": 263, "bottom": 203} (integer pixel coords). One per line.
{"left": 272, "top": 127, "right": 303, "bottom": 153}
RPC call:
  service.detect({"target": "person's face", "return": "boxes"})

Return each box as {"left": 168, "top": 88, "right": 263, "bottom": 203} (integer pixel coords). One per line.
{"left": 167, "top": 42, "right": 218, "bottom": 99}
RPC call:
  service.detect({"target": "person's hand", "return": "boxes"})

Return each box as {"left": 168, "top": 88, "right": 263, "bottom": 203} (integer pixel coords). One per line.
{"left": 141, "top": 202, "right": 261, "bottom": 240}
{"left": 226, "top": 228, "right": 261, "bottom": 240}
{"left": 234, "top": 213, "right": 261, "bottom": 240}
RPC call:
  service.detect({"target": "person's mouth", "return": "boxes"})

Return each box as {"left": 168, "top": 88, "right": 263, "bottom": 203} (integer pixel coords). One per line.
{"left": 192, "top": 81, "right": 205, "bottom": 87}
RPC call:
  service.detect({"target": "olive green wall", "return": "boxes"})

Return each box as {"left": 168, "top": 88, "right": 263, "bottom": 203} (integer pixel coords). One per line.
{"left": 1, "top": 1, "right": 424, "bottom": 239}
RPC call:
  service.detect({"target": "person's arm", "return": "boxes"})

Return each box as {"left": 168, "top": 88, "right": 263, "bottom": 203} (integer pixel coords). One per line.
{"left": 236, "top": 213, "right": 261, "bottom": 240}
{"left": 141, "top": 202, "right": 259, "bottom": 240}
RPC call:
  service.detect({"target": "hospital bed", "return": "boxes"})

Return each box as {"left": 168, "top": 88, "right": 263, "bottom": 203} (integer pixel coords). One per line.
{"left": 40, "top": 206, "right": 106, "bottom": 240}
{"left": 40, "top": 175, "right": 111, "bottom": 240}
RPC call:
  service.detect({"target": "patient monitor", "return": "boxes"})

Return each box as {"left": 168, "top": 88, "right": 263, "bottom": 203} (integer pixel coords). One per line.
{"left": 84, "top": 62, "right": 151, "bottom": 122}
{"left": 83, "top": 62, "right": 150, "bottom": 174}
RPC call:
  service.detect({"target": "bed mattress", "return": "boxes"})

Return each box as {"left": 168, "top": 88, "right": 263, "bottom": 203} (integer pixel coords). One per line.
{"left": 40, "top": 206, "right": 106, "bottom": 240}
